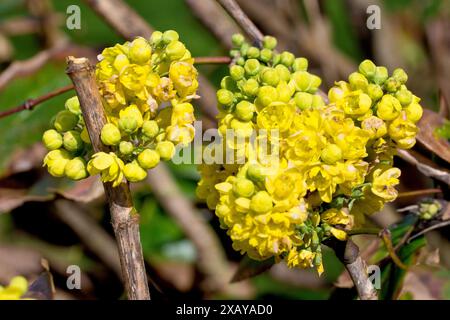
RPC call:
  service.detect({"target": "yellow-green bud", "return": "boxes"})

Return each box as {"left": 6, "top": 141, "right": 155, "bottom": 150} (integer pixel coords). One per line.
{"left": 166, "top": 40, "right": 186, "bottom": 60}
{"left": 233, "top": 178, "right": 255, "bottom": 198}
{"left": 101, "top": 123, "right": 121, "bottom": 146}
{"left": 349, "top": 72, "right": 369, "bottom": 90}
{"left": 162, "top": 30, "right": 179, "bottom": 43}
{"left": 142, "top": 120, "right": 159, "bottom": 138}
{"left": 220, "top": 76, "right": 238, "bottom": 91}
{"left": 242, "top": 79, "right": 259, "bottom": 97}
{"left": 44, "top": 149, "right": 71, "bottom": 177}
{"left": 113, "top": 54, "right": 129, "bottom": 72}
{"left": 235, "top": 101, "right": 255, "bottom": 121}
{"left": 373, "top": 66, "right": 388, "bottom": 85}
{"left": 309, "top": 75, "right": 322, "bottom": 93}
{"left": 232, "top": 33, "right": 245, "bottom": 47}
{"left": 263, "top": 35, "right": 277, "bottom": 49}
{"left": 65, "top": 157, "right": 88, "bottom": 180}
{"left": 405, "top": 102, "right": 423, "bottom": 123}
{"left": 150, "top": 31, "right": 163, "bottom": 44}
{"left": 156, "top": 141, "right": 175, "bottom": 160}
{"left": 312, "top": 95, "right": 325, "bottom": 108}
{"left": 320, "top": 144, "right": 342, "bottom": 164}
{"left": 260, "top": 68, "right": 280, "bottom": 87}
{"left": 217, "top": 89, "right": 235, "bottom": 106}
{"left": 377, "top": 94, "right": 402, "bottom": 120}
{"left": 259, "top": 48, "right": 273, "bottom": 62}
{"left": 280, "top": 51, "right": 295, "bottom": 67}
{"left": 358, "top": 59, "right": 376, "bottom": 79}
{"left": 42, "top": 129, "right": 63, "bottom": 150}
{"left": 392, "top": 68, "right": 408, "bottom": 84}
{"left": 275, "top": 64, "right": 291, "bottom": 82}
{"left": 244, "top": 59, "right": 261, "bottom": 76}
{"left": 384, "top": 77, "right": 400, "bottom": 93}
{"left": 395, "top": 89, "right": 413, "bottom": 106}
{"left": 367, "top": 83, "right": 384, "bottom": 101}
{"left": 123, "top": 161, "right": 147, "bottom": 182}
{"left": 230, "top": 65, "right": 245, "bottom": 81}
{"left": 137, "top": 149, "right": 160, "bottom": 169}
{"left": 129, "top": 37, "right": 152, "bottom": 64}
{"left": 293, "top": 57, "right": 308, "bottom": 72}
{"left": 250, "top": 191, "right": 273, "bottom": 213}
{"left": 240, "top": 42, "right": 249, "bottom": 56}
{"left": 246, "top": 46, "right": 260, "bottom": 59}
{"left": 236, "top": 57, "right": 245, "bottom": 66}
{"left": 119, "top": 141, "right": 134, "bottom": 155}
{"left": 119, "top": 116, "right": 138, "bottom": 134}
{"left": 81, "top": 127, "right": 91, "bottom": 144}
{"left": 361, "top": 116, "right": 387, "bottom": 138}
{"left": 65, "top": 96, "right": 81, "bottom": 115}
{"left": 247, "top": 164, "right": 265, "bottom": 182}
{"left": 291, "top": 71, "right": 312, "bottom": 92}
{"left": 63, "top": 130, "right": 84, "bottom": 152}
{"left": 277, "top": 82, "right": 294, "bottom": 102}
{"left": 294, "top": 92, "right": 313, "bottom": 110}
{"left": 54, "top": 110, "right": 78, "bottom": 132}
{"left": 257, "top": 86, "right": 279, "bottom": 107}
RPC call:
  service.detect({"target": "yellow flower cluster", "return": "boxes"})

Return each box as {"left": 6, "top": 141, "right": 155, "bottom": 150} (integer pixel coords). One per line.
{"left": 43, "top": 31, "right": 199, "bottom": 185}
{"left": 197, "top": 34, "right": 423, "bottom": 274}
{"left": 0, "top": 276, "right": 29, "bottom": 300}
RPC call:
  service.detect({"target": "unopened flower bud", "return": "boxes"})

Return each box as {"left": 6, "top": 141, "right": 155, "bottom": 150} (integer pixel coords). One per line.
{"left": 119, "top": 141, "right": 134, "bottom": 155}
{"left": 275, "top": 64, "right": 291, "bottom": 82}
{"left": 101, "top": 123, "right": 121, "bottom": 146}
{"left": 293, "top": 57, "right": 308, "bottom": 72}
{"left": 257, "top": 86, "right": 278, "bottom": 107}
{"left": 244, "top": 59, "right": 261, "bottom": 76}
{"left": 123, "top": 161, "right": 147, "bottom": 182}
{"left": 259, "top": 48, "right": 273, "bottom": 62}
{"left": 235, "top": 101, "right": 255, "bottom": 121}
{"left": 294, "top": 92, "right": 313, "bottom": 110}
{"left": 129, "top": 37, "right": 152, "bottom": 64}
{"left": 137, "top": 149, "right": 160, "bottom": 169}
{"left": 377, "top": 94, "right": 402, "bottom": 120}
{"left": 54, "top": 110, "right": 78, "bottom": 132}
{"left": 231, "top": 33, "right": 245, "bottom": 47}
{"left": 242, "top": 79, "right": 259, "bottom": 97}
{"left": 113, "top": 54, "right": 129, "bottom": 72}
{"left": 349, "top": 72, "right": 368, "bottom": 90}
{"left": 166, "top": 40, "right": 186, "bottom": 60}
{"left": 119, "top": 117, "right": 138, "bottom": 134}
{"left": 246, "top": 46, "right": 260, "bottom": 59}
{"left": 395, "top": 89, "right": 413, "bottom": 106}
{"left": 384, "top": 77, "right": 400, "bottom": 93}
{"left": 405, "top": 102, "right": 423, "bottom": 123}
{"left": 142, "top": 120, "right": 159, "bottom": 138}
{"left": 392, "top": 68, "right": 408, "bottom": 84}
{"left": 312, "top": 95, "right": 325, "bottom": 108}
{"left": 250, "top": 191, "right": 273, "bottom": 213}
{"left": 65, "top": 96, "right": 81, "bottom": 115}
{"left": 260, "top": 68, "right": 280, "bottom": 87}
{"left": 280, "top": 51, "right": 295, "bottom": 67}
{"left": 373, "top": 66, "right": 388, "bottom": 85}
{"left": 150, "top": 31, "right": 163, "bottom": 45}
{"left": 63, "top": 130, "right": 84, "bottom": 152}
{"left": 230, "top": 65, "right": 245, "bottom": 81}
{"left": 42, "top": 129, "right": 63, "bottom": 150}
{"left": 156, "top": 141, "right": 175, "bottom": 160}
{"left": 233, "top": 178, "right": 255, "bottom": 198}
{"left": 247, "top": 164, "right": 265, "bottom": 182}
{"left": 320, "top": 144, "right": 342, "bottom": 164}
{"left": 263, "top": 35, "right": 277, "bottom": 49}
{"left": 367, "top": 83, "right": 383, "bottom": 102}
{"left": 217, "top": 89, "right": 235, "bottom": 106}
{"left": 291, "top": 71, "right": 312, "bottom": 92}
{"left": 65, "top": 157, "right": 88, "bottom": 180}
{"left": 162, "top": 30, "right": 179, "bottom": 43}
{"left": 358, "top": 59, "right": 376, "bottom": 79}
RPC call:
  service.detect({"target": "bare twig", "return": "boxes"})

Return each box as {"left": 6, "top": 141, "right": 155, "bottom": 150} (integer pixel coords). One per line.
{"left": 407, "top": 220, "right": 450, "bottom": 243}
{"left": 217, "top": 0, "right": 264, "bottom": 46}
{"left": 0, "top": 84, "right": 74, "bottom": 119}
{"left": 0, "top": 17, "right": 41, "bottom": 36}
{"left": 195, "top": 56, "right": 231, "bottom": 64}
{"left": 328, "top": 239, "right": 378, "bottom": 300}
{"left": 66, "top": 56, "right": 150, "bottom": 300}
{"left": 397, "top": 188, "right": 443, "bottom": 198}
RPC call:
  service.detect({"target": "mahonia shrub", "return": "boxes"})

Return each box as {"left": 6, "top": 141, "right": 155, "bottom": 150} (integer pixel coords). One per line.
{"left": 0, "top": 276, "right": 28, "bottom": 300}
{"left": 196, "top": 34, "right": 423, "bottom": 274}
{"left": 43, "top": 30, "right": 198, "bottom": 185}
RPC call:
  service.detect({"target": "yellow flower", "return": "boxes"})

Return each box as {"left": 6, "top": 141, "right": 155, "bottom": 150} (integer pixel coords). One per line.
{"left": 87, "top": 152, "right": 124, "bottom": 187}
{"left": 265, "top": 168, "right": 306, "bottom": 211}
{"left": 257, "top": 102, "right": 295, "bottom": 132}
{"left": 337, "top": 90, "right": 372, "bottom": 117}
{"left": 371, "top": 167, "right": 400, "bottom": 201}
{"left": 169, "top": 61, "right": 198, "bottom": 98}
{"left": 0, "top": 276, "right": 29, "bottom": 300}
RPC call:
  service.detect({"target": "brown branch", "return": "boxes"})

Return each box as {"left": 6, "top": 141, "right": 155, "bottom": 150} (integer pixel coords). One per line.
{"left": 397, "top": 188, "right": 443, "bottom": 198}
{"left": 217, "top": 0, "right": 264, "bottom": 46}
{"left": 66, "top": 56, "right": 150, "bottom": 300}
{"left": 0, "top": 84, "right": 74, "bottom": 119}
{"left": 0, "top": 17, "right": 41, "bottom": 36}
{"left": 328, "top": 239, "right": 378, "bottom": 300}
{"left": 195, "top": 56, "right": 232, "bottom": 64}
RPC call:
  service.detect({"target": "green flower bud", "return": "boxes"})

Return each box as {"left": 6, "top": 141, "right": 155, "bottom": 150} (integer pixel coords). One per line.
{"left": 349, "top": 72, "right": 368, "bottom": 90}
{"left": 54, "top": 110, "right": 78, "bottom": 132}
{"left": 166, "top": 40, "right": 186, "bottom": 60}
{"left": 367, "top": 83, "right": 384, "bottom": 102}
{"left": 63, "top": 130, "right": 84, "bottom": 152}
{"left": 123, "top": 161, "right": 147, "bottom": 182}
{"left": 294, "top": 92, "right": 313, "bottom": 110}
{"left": 275, "top": 64, "right": 291, "bottom": 82}
{"left": 230, "top": 65, "right": 245, "bottom": 81}
{"left": 162, "top": 30, "right": 179, "bottom": 43}
{"left": 42, "top": 129, "right": 63, "bottom": 150}
{"left": 240, "top": 42, "right": 249, "bottom": 56}
{"left": 231, "top": 33, "right": 245, "bottom": 47}
{"left": 373, "top": 66, "right": 388, "bottom": 85}
{"left": 129, "top": 37, "right": 152, "bottom": 64}
{"left": 272, "top": 53, "right": 281, "bottom": 65}
{"left": 312, "top": 95, "right": 325, "bottom": 108}
{"left": 291, "top": 71, "right": 312, "bottom": 92}
{"left": 280, "top": 51, "right": 295, "bottom": 67}
{"left": 247, "top": 164, "right": 265, "bottom": 182}
{"left": 250, "top": 191, "right": 273, "bottom": 213}
{"left": 358, "top": 59, "right": 376, "bottom": 79}
{"left": 292, "top": 57, "right": 308, "bottom": 72}
{"left": 119, "top": 141, "right": 134, "bottom": 155}
{"left": 242, "top": 78, "right": 259, "bottom": 97}
{"left": 395, "top": 89, "right": 413, "bottom": 106}
{"left": 119, "top": 116, "right": 138, "bottom": 134}
{"left": 405, "top": 102, "right": 423, "bottom": 123}
{"left": 320, "top": 144, "right": 342, "bottom": 164}
{"left": 235, "top": 101, "right": 256, "bottom": 121}
{"left": 236, "top": 57, "right": 245, "bottom": 66}
{"left": 65, "top": 96, "right": 81, "bottom": 115}
{"left": 246, "top": 46, "right": 260, "bottom": 59}
{"left": 277, "top": 82, "right": 294, "bottom": 102}
{"left": 392, "top": 68, "right": 408, "bottom": 84}
{"left": 137, "top": 149, "right": 160, "bottom": 169}
{"left": 244, "top": 58, "right": 261, "bottom": 76}
{"left": 217, "top": 89, "right": 235, "bottom": 106}
{"left": 260, "top": 68, "right": 280, "bottom": 87}
{"left": 257, "top": 86, "right": 278, "bottom": 107}
{"left": 44, "top": 149, "right": 71, "bottom": 177}
{"left": 377, "top": 94, "right": 402, "bottom": 121}
{"left": 156, "top": 141, "right": 175, "bottom": 160}
{"left": 142, "top": 120, "right": 159, "bottom": 139}
{"left": 113, "top": 54, "right": 129, "bottom": 72}
{"left": 259, "top": 48, "right": 273, "bottom": 62}
{"left": 384, "top": 77, "right": 400, "bottom": 93}
{"left": 263, "top": 36, "right": 277, "bottom": 49}
{"left": 220, "top": 76, "right": 238, "bottom": 91}
{"left": 150, "top": 31, "right": 163, "bottom": 45}
{"left": 101, "top": 123, "right": 121, "bottom": 146}
{"left": 309, "top": 75, "right": 322, "bottom": 93}
{"left": 65, "top": 157, "right": 88, "bottom": 180}
{"left": 233, "top": 178, "right": 255, "bottom": 198}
